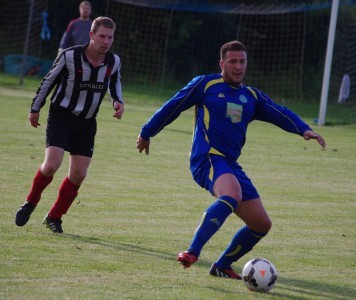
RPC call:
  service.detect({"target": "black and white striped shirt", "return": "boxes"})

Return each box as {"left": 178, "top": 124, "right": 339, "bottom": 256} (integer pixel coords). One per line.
{"left": 31, "top": 44, "right": 123, "bottom": 119}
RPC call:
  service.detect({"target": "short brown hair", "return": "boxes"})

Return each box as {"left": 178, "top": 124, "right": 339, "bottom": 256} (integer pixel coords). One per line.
{"left": 80, "top": 1, "right": 92, "bottom": 8}
{"left": 91, "top": 16, "right": 116, "bottom": 33}
{"left": 220, "top": 41, "right": 246, "bottom": 60}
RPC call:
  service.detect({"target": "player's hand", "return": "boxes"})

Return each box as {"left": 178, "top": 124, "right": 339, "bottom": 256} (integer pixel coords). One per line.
{"left": 136, "top": 135, "right": 150, "bottom": 155}
{"left": 303, "top": 130, "right": 326, "bottom": 149}
{"left": 113, "top": 101, "right": 124, "bottom": 119}
{"left": 28, "top": 112, "right": 40, "bottom": 128}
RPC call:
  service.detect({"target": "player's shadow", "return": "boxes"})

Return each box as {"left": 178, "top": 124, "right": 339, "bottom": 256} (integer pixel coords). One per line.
{"left": 267, "top": 277, "right": 354, "bottom": 300}
{"left": 63, "top": 234, "right": 354, "bottom": 300}
{"left": 207, "top": 276, "right": 354, "bottom": 300}
{"left": 63, "top": 233, "right": 213, "bottom": 268}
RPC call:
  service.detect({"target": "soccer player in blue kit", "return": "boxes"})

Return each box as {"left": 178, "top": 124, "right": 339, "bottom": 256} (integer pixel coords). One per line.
{"left": 136, "top": 41, "right": 326, "bottom": 279}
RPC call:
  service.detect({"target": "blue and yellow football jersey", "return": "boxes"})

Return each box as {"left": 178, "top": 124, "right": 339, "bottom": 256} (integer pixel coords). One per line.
{"left": 140, "top": 74, "right": 312, "bottom": 172}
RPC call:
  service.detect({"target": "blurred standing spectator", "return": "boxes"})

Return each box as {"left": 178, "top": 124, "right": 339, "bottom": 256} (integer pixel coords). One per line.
{"left": 58, "top": 1, "right": 92, "bottom": 52}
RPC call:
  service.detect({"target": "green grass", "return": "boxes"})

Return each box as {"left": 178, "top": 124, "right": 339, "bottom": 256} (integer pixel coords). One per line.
{"left": 0, "top": 74, "right": 355, "bottom": 299}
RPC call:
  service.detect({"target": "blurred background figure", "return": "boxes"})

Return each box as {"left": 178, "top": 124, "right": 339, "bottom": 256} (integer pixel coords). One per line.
{"left": 58, "top": 1, "right": 92, "bottom": 52}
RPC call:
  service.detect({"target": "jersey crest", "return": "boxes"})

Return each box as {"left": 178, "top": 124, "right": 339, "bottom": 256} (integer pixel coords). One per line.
{"left": 226, "top": 102, "right": 243, "bottom": 123}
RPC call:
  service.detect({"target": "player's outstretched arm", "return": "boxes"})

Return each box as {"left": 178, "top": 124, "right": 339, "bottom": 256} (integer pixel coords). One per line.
{"left": 136, "top": 135, "right": 150, "bottom": 155}
{"left": 303, "top": 130, "right": 326, "bottom": 149}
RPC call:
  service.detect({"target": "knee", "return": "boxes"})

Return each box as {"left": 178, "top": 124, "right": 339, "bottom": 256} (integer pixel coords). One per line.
{"left": 41, "top": 162, "right": 60, "bottom": 177}
{"left": 69, "top": 169, "right": 87, "bottom": 185}
{"left": 224, "top": 191, "right": 242, "bottom": 207}
{"left": 260, "top": 218, "right": 272, "bottom": 234}
{"left": 250, "top": 217, "right": 272, "bottom": 234}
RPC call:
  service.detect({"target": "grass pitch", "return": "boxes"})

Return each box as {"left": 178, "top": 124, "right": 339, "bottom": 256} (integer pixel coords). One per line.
{"left": 0, "top": 74, "right": 355, "bottom": 299}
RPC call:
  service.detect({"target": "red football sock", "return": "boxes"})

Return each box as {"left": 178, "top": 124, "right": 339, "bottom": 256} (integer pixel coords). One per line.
{"left": 49, "top": 177, "right": 80, "bottom": 220}
{"left": 26, "top": 168, "right": 53, "bottom": 206}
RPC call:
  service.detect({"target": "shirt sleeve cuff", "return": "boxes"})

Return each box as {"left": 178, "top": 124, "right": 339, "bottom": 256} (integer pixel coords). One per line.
{"left": 113, "top": 99, "right": 124, "bottom": 105}
{"left": 140, "top": 131, "right": 150, "bottom": 141}
{"left": 300, "top": 125, "right": 312, "bottom": 135}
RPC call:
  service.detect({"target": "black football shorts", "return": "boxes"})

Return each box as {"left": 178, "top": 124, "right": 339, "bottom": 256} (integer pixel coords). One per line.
{"left": 46, "top": 105, "right": 97, "bottom": 157}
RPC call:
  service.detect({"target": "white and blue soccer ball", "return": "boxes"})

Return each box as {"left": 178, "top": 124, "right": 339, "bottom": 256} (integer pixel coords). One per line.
{"left": 242, "top": 258, "right": 278, "bottom": 292}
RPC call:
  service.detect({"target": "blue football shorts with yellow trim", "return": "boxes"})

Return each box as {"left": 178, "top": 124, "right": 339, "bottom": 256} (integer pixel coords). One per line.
{"left": 191, "top": 154, "right": 259, "bottom": 201}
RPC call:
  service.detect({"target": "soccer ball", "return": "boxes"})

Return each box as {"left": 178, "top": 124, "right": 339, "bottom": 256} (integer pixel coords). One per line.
{"left": 242, "top": 258, "right": 278, "bottom": 292}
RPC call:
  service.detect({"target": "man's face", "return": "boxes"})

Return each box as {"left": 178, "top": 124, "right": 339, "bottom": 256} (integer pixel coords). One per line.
{"left": 90, "top": 26, "right": 114, "bottom": 55}
{"left": 220, "top": 50, "right": 247, "bottom": 86}
{"left": 80, "top": 4, "right": 91, "bottom": 19}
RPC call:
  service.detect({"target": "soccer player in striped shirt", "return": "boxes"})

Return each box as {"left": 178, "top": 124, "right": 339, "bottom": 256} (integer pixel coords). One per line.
{"left": 136, "top": 41, "right": 326, "bottom": 279}
{"left": 15, "top": 17, "right": 124, "bottom": 233}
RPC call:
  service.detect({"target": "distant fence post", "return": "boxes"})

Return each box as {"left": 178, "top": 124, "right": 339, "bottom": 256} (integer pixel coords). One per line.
{"left": 19, "top": 0, "right": 35, "bottom": 85}
{"left": 318, "top": 0, "right": 339, "bottom": 126}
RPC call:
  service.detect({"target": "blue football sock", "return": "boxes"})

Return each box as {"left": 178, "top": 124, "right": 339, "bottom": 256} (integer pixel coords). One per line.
{"left": 215, "top": 225, "right": 267, "bottom": 269}
{"left": 188, "top": 195, "right": 238, "bottom": 257}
